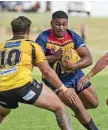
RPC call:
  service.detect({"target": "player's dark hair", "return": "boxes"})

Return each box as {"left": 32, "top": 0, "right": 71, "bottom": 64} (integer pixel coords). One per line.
{"left": 52, "top": 10, "right": 68, "bottom": 20}
{"left": 11, "top": 16, "right": 32, "bottom": 35}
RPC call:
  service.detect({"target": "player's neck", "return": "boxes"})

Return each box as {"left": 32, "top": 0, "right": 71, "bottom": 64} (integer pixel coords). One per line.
{"left": 13, "top": 35, "right": 25, "bottom": 39}
{"left": 12, "top": 34, "right": 29, "bottom": 40}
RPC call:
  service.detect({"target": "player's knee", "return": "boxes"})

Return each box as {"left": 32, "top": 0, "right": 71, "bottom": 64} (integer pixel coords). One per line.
{"left": 90, "top": 96, "right": 99, "bottom": 109}
{"left": 47, "top": 96, "right": 66, "bottom": 113}
{"left": 90, "top": 100, "right": 99, "bottom": 109}
{"left": 53, "top": 101, "right": 66, "bottom": 113}
{"left": 70, "top": 97, "right": 85, "bottom": 113}
{"left": 56, "top": 102, "right": 66, "bottom": 112}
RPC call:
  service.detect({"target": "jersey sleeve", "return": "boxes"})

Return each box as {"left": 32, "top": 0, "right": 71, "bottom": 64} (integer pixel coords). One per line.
{"left": 35, "top": 33, "right": 47, "bottom": 53}
{"left": 31, "top": 42, "right": 47, "bottom": 64}
{"left": 72, "top": 31, "right": 86, "bottom": 49}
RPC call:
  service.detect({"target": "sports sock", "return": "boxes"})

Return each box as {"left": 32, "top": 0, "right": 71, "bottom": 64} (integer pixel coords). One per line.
{"left": 83, "top": 119, "right": 99, "bottom": 130}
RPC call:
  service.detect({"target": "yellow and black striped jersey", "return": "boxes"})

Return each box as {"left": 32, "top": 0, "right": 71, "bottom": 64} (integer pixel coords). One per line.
{"left": 0, "top": 38, "right": 47, "bottom": 91}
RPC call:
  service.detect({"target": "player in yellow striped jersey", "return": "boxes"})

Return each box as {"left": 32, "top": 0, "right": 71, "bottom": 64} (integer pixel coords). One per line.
{"left": 0, "top": 39, "right": 46, "bottom": 91}
{"left": 0, "top": 16, "right": 75, "bottom": 130}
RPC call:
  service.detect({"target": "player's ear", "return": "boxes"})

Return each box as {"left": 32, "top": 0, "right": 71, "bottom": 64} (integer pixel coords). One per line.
{"left": 27, "top": 29, "right": 30, "bottom": 35}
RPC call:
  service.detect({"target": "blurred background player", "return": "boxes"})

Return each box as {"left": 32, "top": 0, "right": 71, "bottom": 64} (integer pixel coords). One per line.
{"left": 77, "top": 52, "right": 108, "bottom": 105}
{"left": 80, "top": 17, "right": 87, "bottom": 43}
{"left": 35, "top": 10, "right": 99, "bottom": 130}
{"left": 0, "top": 16, "right": 76, "bottom": 130}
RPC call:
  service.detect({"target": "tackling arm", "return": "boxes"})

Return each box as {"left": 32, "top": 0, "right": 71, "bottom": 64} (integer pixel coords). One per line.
{"left": 77, "top": 52, "right": 108, "bottom": 90}
{"left": 86, "top": 52, "right": 108, "bottom": 79}
{"left": 37, "top": 61, "right": 64, "bottom": 89}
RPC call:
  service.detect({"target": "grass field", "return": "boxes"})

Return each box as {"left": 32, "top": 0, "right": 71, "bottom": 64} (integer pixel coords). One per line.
{"left": 0, "top": 69, "right": 108, "bottom": 130}
{"left": 0, "top": 12, "right": 108, "bottom": 130}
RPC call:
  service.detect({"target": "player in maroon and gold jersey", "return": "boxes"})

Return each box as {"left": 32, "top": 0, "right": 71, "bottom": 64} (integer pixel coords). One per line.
{"left": 36, "top": 10, "right": 99, "bottom": 130}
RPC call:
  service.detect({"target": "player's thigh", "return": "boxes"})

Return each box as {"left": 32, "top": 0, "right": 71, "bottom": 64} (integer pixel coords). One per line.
{"left": 79, "top": 85, "right": 99, "bottom": 108}
{"left": 33, "top": 85, "right": 65, "bottom": 112}
{"left": 0, "top": 105, "right": 11, "bottom": 117}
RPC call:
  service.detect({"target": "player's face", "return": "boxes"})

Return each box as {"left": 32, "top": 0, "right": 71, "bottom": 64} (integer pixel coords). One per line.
{"left": 51, "top": 18, "right": 68, "bottom": 38}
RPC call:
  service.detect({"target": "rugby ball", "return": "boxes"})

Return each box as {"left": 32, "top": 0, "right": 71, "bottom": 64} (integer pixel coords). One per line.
{"left": 61, "top": 49, "right": 80, "bottom": 64}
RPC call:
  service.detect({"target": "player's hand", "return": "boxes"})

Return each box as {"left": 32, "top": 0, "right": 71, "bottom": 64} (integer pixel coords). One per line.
{"left": 62, "top": 59, "right": 73, "bottom": 70}
{"left": 77, "top": 75, "right": 90, "bottom": 91}
{"left": 54, "top": 48, "right": 64, "bottom": 60}
{"left": 62, "top": 88, "right": 77, "bottom": 104}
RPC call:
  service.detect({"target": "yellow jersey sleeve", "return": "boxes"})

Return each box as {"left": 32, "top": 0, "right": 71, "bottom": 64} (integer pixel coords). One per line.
{"left": 31, "top": 42, "right": 47, "bottom": 64}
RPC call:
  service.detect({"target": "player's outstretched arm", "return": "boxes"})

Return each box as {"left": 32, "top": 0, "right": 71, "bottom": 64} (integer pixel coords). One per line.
{"left": 87, "top": 52, "right": 108, "bottom": 78}
{"left": 77, "top": 53, "right": 108, "bottom": 90}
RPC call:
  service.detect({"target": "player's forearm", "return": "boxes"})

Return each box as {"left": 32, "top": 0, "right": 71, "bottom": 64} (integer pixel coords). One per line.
{"left": 87, "top": 54, "right": 108, "bottom": 78}
{"left": 86, "top": 66, "right": 104, "bottom": 80}
{"left": 37, "top": 62, "right": 67, "bottom": 92}
{"left": 42, "top": 66, "right": 66, "bottom": 90}
{"left": 46, "top": 55, "right": 58, "bottom": 63}
{"left": 72, "top": 57, "right": 92, "bottom": 70}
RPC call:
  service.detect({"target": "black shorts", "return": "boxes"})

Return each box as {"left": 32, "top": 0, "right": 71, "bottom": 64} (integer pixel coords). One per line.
{"left": 0, "top": 79, "right": 43, "bottom": 109}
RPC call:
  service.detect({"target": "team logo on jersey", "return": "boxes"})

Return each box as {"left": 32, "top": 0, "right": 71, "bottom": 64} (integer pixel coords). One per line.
{"left": 4, "top": 41, "right": 21, "bottom": 48}
{"left": 0, "top": 66, "right": 18, "bottom": 76}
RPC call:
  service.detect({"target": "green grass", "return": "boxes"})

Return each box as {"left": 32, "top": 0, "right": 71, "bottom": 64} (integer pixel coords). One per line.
{"left": 0, "top": 12, "right": 108, "bottom": 130}
{"left": 0, "top": 69, "right": 108, "bottom": 130}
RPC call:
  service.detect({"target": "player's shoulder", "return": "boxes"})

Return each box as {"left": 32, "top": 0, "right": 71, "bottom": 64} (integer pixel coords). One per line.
{"left": 0, "top": 39, "right": 20, "bottom": 49}
{"left": 0, "top": 40, "right": 7, "bottom": 45}
{"left": 25, "top": 39, "right": 36, "bottom": 45}
{"left": 21, "top": 39, "right": 34, "bottom": 47}
{"left": 67, "top": 29, "right": 80, "bottom": 38}
{"left": 67, "top": 29, "right": 85, "bottom": 48}
{"left": 36, "top": 29, "right": 51, "bottom": 44}
{"left": 25, "top": 39, "right": 35, "bottom": 43}
{"left": 40, "top": 29, "right": 51, "bottom": 36}
{"left": 0, "top": 40, "right": 7, "bottom": 49}
{"left": 26, "top": 40, "right": 41, "bottom": 49}
{"left": 37, "top": 29, "right": 51, "bottom": 39}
